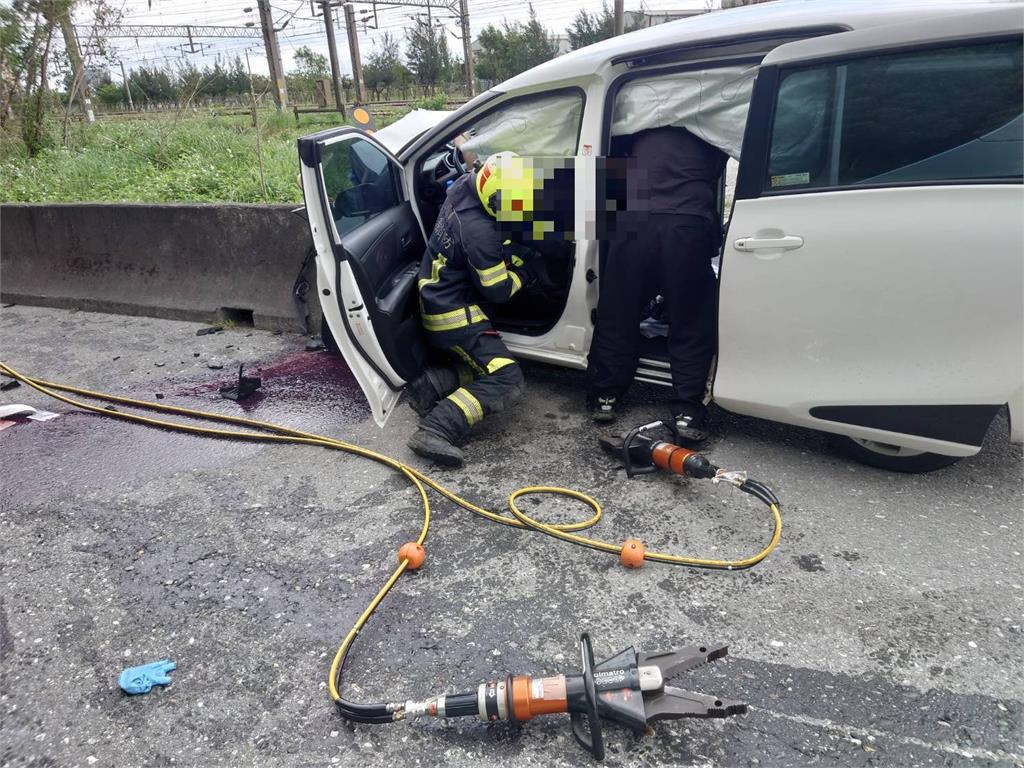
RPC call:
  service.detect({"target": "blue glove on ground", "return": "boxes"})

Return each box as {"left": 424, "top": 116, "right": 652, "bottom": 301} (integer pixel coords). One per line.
{"left": 118, "top": 659, "right": 176, "bottom": 695}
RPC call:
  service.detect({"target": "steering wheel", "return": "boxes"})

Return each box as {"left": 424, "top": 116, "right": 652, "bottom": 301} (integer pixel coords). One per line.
{"left": 421, "top": 142, "right": 470, "bottom": 203}
{"left": 447, "top": 141, "right": 469, "bottom": 175}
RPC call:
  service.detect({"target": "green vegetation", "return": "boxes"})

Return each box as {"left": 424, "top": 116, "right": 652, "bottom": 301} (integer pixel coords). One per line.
{"left": 0, "top": 109, "right": 407, "bottom": 204}
{"left": 475, "top": 5, "right": 560, "bottom": 84}
{"left": 566, "top": 2, "right": 645, "bottom": 50}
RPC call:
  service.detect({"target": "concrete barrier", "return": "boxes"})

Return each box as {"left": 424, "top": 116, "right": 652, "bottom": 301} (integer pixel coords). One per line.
{"left": 0, "top": 203, "right": 318, "bottom": 332}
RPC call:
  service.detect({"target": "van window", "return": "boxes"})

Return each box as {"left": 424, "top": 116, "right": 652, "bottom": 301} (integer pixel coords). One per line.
{"left": 612, "top": 64, "right": 758, "bottom": 161}
{"left": 458, "top": 90, "right": 584, "bottom": 159}
{"left": 320, "top": 136, "right": 400, "bottom": 238}
{"left": 766, "top": 39, "right": 1023, "bottom": 192}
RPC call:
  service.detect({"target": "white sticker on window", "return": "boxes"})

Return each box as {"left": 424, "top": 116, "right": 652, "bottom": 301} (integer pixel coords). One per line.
{"left": 771, "top": 172, "right": 810, "bottom": 188}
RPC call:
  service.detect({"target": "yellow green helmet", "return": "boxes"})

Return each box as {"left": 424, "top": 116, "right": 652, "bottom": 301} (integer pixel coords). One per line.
{"left": 474, "top": 151, "right": 536, "bottom": 221}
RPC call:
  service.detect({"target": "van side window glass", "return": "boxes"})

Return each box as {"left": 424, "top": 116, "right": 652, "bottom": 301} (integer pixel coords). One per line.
{"left": 767, "top": 68, "right": 835, "bottom": 188}
{"left": 766, "top": 39, "right": 1023, "bottom": 191}
{"left": 320, "top": 137, "right": 400, "bottom": 237}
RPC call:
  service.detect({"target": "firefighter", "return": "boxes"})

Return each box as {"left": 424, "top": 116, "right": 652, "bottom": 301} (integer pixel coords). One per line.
{"left": 586, "top": 126, "right": 726, "bottom": 442}
{"left": 405, "top": 151, "right": 537, "bottom": 468}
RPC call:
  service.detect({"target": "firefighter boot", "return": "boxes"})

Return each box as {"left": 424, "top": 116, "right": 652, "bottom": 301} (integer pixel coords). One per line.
{"left": 406, "top": 366, "right": 460, "bottom": 418}
{"left": 407, "top": 427, "right": 465, "bottom": 468}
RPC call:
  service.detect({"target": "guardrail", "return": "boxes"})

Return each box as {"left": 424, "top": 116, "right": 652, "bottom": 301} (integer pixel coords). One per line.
{"left": 1, "top": 203, "right": 318, "bottom": 333}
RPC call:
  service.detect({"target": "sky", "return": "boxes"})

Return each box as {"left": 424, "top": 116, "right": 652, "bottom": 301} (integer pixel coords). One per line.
{"left": 70, "top": 0, "right": 719, "bottom": 80}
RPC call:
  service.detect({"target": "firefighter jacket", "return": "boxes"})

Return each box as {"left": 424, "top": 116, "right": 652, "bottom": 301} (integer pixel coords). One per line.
{"left": 417, "top": 174, "right": 530, "bottom": 335}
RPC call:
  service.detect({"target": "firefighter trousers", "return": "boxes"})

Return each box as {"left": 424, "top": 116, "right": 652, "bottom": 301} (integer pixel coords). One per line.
{"left": 420, "top": 325, "right": 525, "bottom": 444}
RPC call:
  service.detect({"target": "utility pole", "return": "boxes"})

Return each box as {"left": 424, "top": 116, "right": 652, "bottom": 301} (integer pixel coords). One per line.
{"left": 458, "top": 0, "right": 474, "bottom": 97}
{"left": 342, "top": 3, "right": 367, "bottom": 104}
{"left": 119, "top": 60, "right": 134, "bottom": 111}
{"left": 321, "top": 2, "right": 346, "bottom": 113}
{"left": 257, "top": 0, "right": 288, "bottom": 110}
{"left": 613, "top": 0, "right": 625, "bottom": 35}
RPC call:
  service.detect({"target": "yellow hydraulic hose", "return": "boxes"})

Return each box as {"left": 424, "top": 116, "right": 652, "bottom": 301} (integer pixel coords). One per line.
{"left": 0, "top": 361, "right": 782, "bottom": 707}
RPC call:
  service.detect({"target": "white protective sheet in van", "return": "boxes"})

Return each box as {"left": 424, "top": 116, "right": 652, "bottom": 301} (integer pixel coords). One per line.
{"left": 460, "top": 92, "right": 584, "bottom": 159}
{"left": 611, "top": 64, "right": 759, "bottom": 160}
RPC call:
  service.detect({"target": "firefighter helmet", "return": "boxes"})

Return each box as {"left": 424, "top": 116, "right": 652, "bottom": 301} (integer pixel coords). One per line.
{"left": 474, "top": 151, "right": 536, "bottom": 221}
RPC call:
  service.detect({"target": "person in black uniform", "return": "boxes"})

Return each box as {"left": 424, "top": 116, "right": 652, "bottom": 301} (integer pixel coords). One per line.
{"left": 405, "top": 151, "right": 537, "bottom": 468}
{"left": 586, "top": 126, "right": 727, "bottom": 441}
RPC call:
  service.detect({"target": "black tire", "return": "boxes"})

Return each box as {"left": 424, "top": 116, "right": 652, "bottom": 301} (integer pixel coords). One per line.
{"left": 321, "top": 315, "right": 340, "bottom": 356}
{"left": 829, "top": 435, "right": 962, "bottom": 473}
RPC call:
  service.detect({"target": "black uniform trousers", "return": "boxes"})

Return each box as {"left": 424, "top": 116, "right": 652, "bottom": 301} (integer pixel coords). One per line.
{"left": 587, "top": 213, "right": 718, "bottom": 409}
{"left": 421, "top": 324, "right": 525, "bottom": 444}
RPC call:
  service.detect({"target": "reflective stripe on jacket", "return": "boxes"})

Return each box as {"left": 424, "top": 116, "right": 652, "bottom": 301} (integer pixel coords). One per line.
{"left": 417, "top": 174, "right": 527, "bottom": 332}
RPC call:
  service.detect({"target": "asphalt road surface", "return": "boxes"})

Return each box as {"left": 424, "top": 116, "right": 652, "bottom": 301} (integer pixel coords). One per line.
{"left": 1, "top": 306, "right": 1021, "bottom": 768}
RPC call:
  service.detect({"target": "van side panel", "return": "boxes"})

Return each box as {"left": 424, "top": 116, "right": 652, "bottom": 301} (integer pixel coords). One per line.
{"left": 715, "top": 185, "right": 1023, "bottom": 455}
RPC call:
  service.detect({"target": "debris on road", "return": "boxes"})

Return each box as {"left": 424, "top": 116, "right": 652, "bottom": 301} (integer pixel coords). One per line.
{"left": 0, "top": 404, "right": 37, "bottom": 418}
{"left": 119, "top": 660, "right": 177, "bottom": 695}
{"left": 219, "top": 363, "right": 261, "bottom": 401}
{"left": 1, "top": 378, "right": 21, "bottom": 391}
{"left": 27, "top": 410, "right": 60, "bottom": 422}
{"left": 195, "top": 327, "right": 223, "bottom": 337}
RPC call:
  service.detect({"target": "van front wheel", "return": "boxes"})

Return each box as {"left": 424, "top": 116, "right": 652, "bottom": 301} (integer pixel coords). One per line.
{"left": 830, "top": 435, "right": 962, "bottom": 473}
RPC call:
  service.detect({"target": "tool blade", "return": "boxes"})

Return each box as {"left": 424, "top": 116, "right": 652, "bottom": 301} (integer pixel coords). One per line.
{"left": 643, "top": 687, "right": 747, "bottom": 723}
{"left": 638, "top": 643, "right": 729, "bottom": 684}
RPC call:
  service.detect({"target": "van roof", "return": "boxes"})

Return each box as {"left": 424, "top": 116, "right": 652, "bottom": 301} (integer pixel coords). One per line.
{"left": 496, "top": 0, "right": 1023, "bottom": 93}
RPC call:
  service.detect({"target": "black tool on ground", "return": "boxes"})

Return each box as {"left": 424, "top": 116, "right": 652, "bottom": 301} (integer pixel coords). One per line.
{"left": 600, "top": 419, "right": 780, "bottom": 508}
{"left": 218, "top": 363, "right": 261, "bottom": 401}
{"left": 380, "top": 633, "right": 744, "bottom": 760}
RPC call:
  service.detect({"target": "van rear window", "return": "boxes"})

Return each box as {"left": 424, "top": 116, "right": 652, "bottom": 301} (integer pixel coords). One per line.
{"left": 766, "top": 38, "right": 1023, "bottom": 191}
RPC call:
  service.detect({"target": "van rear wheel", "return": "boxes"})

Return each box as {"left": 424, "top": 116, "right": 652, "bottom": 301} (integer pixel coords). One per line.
{"left": 830, "top": 435, "right": 962, "bottom": 473}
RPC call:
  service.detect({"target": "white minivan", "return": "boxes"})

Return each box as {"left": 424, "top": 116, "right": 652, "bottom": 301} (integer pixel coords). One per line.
{"left": 298, "top": 0, "right": 1023, "bottom": 472}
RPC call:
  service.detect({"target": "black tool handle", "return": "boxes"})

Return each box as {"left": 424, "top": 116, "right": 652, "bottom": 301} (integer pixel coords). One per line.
{"left": 570, "top": 633, "right": 605, "bottom": 760}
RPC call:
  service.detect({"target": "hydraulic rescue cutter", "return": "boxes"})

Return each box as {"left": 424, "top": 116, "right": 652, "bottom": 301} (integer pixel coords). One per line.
{"left": 397, "top": 634, "right": 745, "bottom": 760}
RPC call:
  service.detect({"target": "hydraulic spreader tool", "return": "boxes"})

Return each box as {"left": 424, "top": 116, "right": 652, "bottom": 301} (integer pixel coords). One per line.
{"left": 388, "top": 634, "right": 744, "bottom": 760}
{"left": 0, "top": 363, "right": 783, "bottom": 760}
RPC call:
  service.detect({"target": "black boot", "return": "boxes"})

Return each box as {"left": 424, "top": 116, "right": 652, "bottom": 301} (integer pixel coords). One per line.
{"left": 407, "top": 427, "right": 465, "bottom": 468}
{"left": 405, "top": 372, "right": 441, "bottom": 417}
{"left": 672, "top": 404, "right": 710, "bottom": 443}
{"left": 406, "top": 366, "right": 462, "bottom": 418}
{"left": 589, "top": 394, "right": 618, "bottom": 423}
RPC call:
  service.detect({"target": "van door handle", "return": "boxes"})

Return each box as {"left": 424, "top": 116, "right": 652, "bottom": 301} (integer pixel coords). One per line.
{"left": 734, "top": 235, "right": 804, "bottom": 251}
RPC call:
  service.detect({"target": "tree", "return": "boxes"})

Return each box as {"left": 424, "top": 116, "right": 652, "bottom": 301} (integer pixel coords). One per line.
{"left": 94, "top": 80, "right": 121, "bottom": 107}
{"left": 292, "top": 45, "right": 328, "bottom": 79}
{"left": 363, "top": 31, "right": 409, "bottom": 100}
{"left": 128, "top": 65, "right": 177, "bottom": 105}
{"left": 0, "top": 5, "right": 32, "bottom": 127}
{"left": 567, "top": 2, "right": 643, "bottom": 50}
{"left": 287, "top": 45, "right": 329, "bottom": 104}
{"left": 405, "top": 18, "right": 453, "bottom": 92}
{"left": 475, "top": 4, "right": 558, "bottom": 84}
